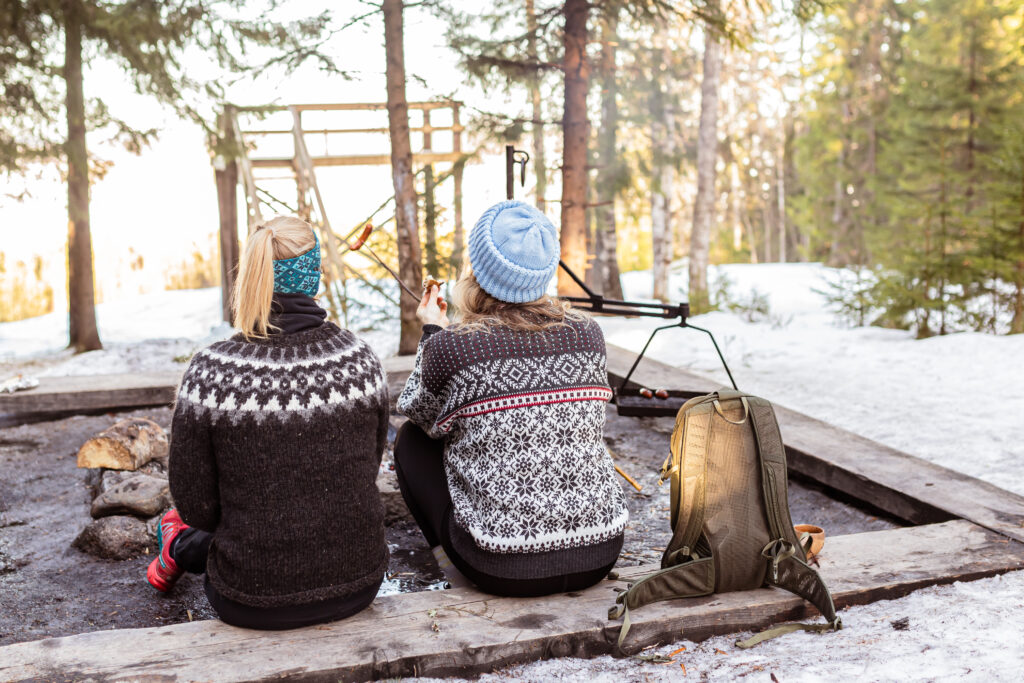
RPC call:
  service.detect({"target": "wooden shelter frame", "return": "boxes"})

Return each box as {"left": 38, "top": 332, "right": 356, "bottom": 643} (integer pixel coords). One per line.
{"left": 213, "top": 101, "right": 465, "bottom": 321}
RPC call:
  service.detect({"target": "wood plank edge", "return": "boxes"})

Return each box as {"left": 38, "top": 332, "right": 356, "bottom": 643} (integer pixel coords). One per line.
{"left": 6, "top": 522, "right": 1024, "bottom": 682}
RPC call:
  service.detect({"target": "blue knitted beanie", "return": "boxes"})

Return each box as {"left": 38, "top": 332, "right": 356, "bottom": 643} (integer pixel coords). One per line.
{"left": 468, "top": 200, "right": 559, "bottom": 303}
{"left": 272, "top": 231, "right": 321, "bottom": 297}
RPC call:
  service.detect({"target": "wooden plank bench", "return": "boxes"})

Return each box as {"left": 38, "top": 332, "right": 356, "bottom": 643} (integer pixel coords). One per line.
{"left": 605, "top": 345, "right": 1024, "bottom": 545}
{"left": 2, "top": 520, "right": 1020, "bottom": 682}
{"left": 0, "top": 372, "right": 181, "bottom": 415}
{"left": 0, "top": 356, "right": 418, "bottom": 417}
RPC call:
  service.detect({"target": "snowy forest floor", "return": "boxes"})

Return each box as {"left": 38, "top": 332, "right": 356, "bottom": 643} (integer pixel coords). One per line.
{"left": 2, "top": 262, "right": 1023, "bottom": 681}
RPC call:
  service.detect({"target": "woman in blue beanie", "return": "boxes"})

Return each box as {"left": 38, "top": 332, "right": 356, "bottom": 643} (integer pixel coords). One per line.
{"left": 396, "top": 201, "right": 628, "bottom": 596}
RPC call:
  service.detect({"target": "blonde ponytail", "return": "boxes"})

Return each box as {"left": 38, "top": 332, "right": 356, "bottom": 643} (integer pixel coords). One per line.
{"left": 232, "top": 216, "right": 317, "bottom": 339}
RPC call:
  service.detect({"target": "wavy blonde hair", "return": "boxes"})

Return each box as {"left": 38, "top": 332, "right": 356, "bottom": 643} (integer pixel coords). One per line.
{"left": 232, "top": 216, "right": 317, "bottom": 340}
{"left": 450, "top": 268, "right": 587, "bottom": 333}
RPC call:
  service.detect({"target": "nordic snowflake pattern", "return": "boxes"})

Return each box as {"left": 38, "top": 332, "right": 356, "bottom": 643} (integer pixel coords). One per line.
{"left": 398, "top": 321, "right": 629, "bottom": 554}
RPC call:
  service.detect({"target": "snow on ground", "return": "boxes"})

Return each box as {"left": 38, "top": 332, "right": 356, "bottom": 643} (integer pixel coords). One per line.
{"left": 420, "top": 569, "right": 1024, "bottom": 683}
{"left": 0, "top": 286, "right": 399, "bottom": 376}
{"left": 602, "top": 262, "right": 1024, "bottom": 498}
{"left": 2, "top": 264, "right": 1024, "bottom": 680}
{"left": 0, "top": 288, "right": 229, "bottom": 376}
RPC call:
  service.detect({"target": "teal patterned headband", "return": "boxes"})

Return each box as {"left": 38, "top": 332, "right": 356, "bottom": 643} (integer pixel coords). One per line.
{"left": 272, "top": 231, "right": 321, "bottom": 296}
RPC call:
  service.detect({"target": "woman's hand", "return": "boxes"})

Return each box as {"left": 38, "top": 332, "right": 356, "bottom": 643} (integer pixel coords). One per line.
{"left": 417, "top": 284, "right": 449, "bottom": 328}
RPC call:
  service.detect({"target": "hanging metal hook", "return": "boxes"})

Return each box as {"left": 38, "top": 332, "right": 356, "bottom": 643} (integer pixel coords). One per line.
{"left": 505, "top": 144, "right": 531, "bottom": 200}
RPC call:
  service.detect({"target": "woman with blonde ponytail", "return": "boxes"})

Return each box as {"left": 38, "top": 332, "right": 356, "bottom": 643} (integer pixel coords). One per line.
{"left": 146, "top": 216, "right": 390, "bottom": 630}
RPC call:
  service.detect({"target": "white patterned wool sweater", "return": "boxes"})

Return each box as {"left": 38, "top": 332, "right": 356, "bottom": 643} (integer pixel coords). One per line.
{"left": 169, "top": 322, "right": 389, "bottom": 608}
{"left": 398, "top": 318, "right": 629, "bottom": 556}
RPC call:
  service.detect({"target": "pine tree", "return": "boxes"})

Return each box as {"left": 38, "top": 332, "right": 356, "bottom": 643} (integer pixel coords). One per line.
{"left": 876, "top": 0, "right": 1021, "bottom": 336}
{"left": 0, "top": 1, "right": 332, "bottom": 351}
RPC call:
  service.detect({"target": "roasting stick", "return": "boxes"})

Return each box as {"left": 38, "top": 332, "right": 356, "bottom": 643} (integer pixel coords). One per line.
{"left": 345, "top": 223, "right": 422, "bottom": 302}
{"left": 614, "top": 464, "right": 643, "bottom": 493}
{"left": 606, "top": 445, "right": 643, "bottom": 492}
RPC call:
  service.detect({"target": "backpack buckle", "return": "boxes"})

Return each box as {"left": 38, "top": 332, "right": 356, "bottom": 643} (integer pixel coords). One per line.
{"left": 760, "top": 538, "right": 797, "bottom": 583}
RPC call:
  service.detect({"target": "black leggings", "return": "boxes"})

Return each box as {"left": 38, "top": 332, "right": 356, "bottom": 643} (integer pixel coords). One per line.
{"left": 392, "top": 421, "right": 615, "bottom": 597}
{"left": 170, "top": 529, "right": 380, "bottom": 630}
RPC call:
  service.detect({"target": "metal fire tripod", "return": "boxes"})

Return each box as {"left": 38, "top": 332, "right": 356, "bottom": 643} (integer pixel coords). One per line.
{"left": 505, "top": 145, "right": 738, "bottom": 417}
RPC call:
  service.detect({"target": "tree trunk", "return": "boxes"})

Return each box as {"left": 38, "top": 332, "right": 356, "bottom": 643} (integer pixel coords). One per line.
{"left": 383, "top": 0, "right": 423, "bottom": 354}
{"left": 729, "top": 158, "right": 749, "bottom": 259}
{"left": 651, "top": 37, "right": 675, "bottom": 302}
{"left": 215, "top": 161, "right": 239, "bottom": 323}
{"left": 452, "top": 159, "right": 465, "bottom": 277}
{"left": 216, "top": 108, "right": 240, "bottom": 323}
{"left": 63, "top": 0, "right": 101, "bottom": 352}
{"left": 557, "top": 0, "right": 590, "bottom": 296}
{"left": 451, "top": 104, "right": 464, "bottom": 276}
{"left": 687, "top": 3, "right": 722, "bottom": 314}
{"left": 651, "top": 182, "right": 670, "bottom": 301}
{"left": 776, "top": 134, "right": 787, "bottom": 263}
{"left": 1011, "top": 168, "right": 1024, "bottom": 334}
{"left": 594, "top": 7, "right": 623, "bottom": 299}
{"left": 423, "top": 164, "right": 439, "bottom": 276}
{"left": 828, "top": 106, "right": 850, "bottom": 266}
{"left": 585, "top": 172, "right": 600, "bottom": 290}
{"left": 526, "top": 0, "right": 547, "bottom": 214}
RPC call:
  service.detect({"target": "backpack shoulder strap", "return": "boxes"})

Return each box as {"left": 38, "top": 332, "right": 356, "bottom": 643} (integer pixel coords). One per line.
{"left": 608, "top": 557, "right": 715, "bottom": 647}
{"left": 662, "top": 401, "right": 715, "bottom": 567}
{"left": 745, "top": 396, "right": 842, "bottom": 642}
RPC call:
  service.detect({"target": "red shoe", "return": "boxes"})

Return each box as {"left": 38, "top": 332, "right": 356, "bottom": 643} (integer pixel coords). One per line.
{"left": 146, "top": 509, "right": 188, "bottom": 592}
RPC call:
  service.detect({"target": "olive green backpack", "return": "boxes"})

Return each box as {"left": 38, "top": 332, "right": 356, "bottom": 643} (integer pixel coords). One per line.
{"left": 609, "top": 388, "right": 842, "bottom": 648}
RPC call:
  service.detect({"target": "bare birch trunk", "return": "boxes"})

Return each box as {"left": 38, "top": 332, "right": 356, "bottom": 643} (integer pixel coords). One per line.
{"left": 828, "top": 103, "right": 850, "bottom": 266}
{"left": 383, "top": 0, "right": 423, "bottom": 354}
{"left": 64, "top": 0, "right": 101, "bottom": 352}
{"left": 688, "top": 4, "right": 722, "bottom": 313}
{"left": 557, "top": 0, "right": 589, "bottom": 296}
{"left": 651, "top": 39, "right": 676, "bottom": 302}
{"left": 593, "top": 7, "right": 623, "bottom": 299}
{"left": 730, "top": 159, "right": 744, "bottom": 254}
{"left": 526, "top": 0, "right": 547, "bottom": 214}
{"left": 776, "top": 135, "right": 787, "bottom": 263}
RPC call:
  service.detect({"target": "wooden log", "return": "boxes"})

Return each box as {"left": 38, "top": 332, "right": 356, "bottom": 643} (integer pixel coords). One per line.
{"left": 2, "top": 520, "right": 1020, "bottom": 682}
{"left": 0, "top": 361, "right": 417, "bottom": 418}
{"left": 605, "top": 344, "right": 1024, "bottom": 544}
{"left": 0, "top": 372, "right": 179, "bottom": 415}
{"left": 76, "top": 418, "right": 168, "bottom": 471}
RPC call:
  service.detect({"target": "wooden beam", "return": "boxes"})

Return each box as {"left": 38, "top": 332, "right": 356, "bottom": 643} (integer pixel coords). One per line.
{"left": 0, "top": 373, "right": 180, "bottom": 415}
{"left": 0, "top": 358, "right": 415, "bottom": 418}
{"left": 250, "top": 152, "right": 463, "bottom": 169}
{"left": 234, "top": 101, "right": 460, "bottom": 114}
{"left": 292, "top": 101, "right": 457, "bottom": 112}
{"left": 229, "top": 112, "right": 263, "bottom": 232}
{"left": 605, "top": 344, "right": 1024, "bottom": 543}
{"left": 243, "top": 125, "right": 466, "bottom": 136}
{"left": 2, "top": 521, "right": 1020, "bottom": 682}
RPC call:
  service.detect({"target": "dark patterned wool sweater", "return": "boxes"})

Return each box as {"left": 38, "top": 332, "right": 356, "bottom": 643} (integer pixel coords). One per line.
{"left": 169, "top": 322, "right": 389, "bottom": 608}
{"left": 398, "top": 318, "right": 628, "bottom": 558}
